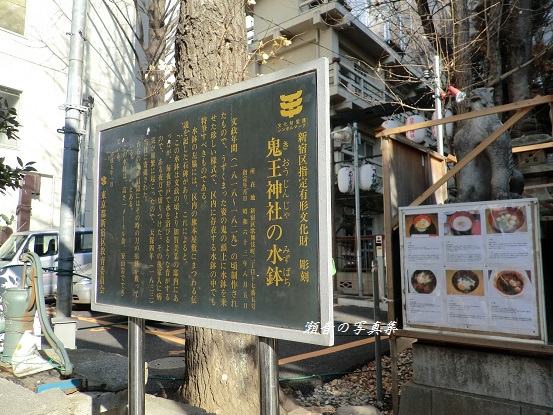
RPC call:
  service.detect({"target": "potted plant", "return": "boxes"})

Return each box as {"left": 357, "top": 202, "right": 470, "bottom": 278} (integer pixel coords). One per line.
{"left": 0, "top": 214, "right": 14, "bottom": 245}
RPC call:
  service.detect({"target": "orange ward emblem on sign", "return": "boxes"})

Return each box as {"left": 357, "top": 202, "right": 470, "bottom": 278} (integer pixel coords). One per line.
{"left": 280, "top": 90, "right": 303, "bottom": 118}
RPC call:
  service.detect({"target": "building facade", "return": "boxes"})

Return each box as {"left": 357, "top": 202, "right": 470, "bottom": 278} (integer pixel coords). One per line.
{"left": 0, "top": 0, "right": 143, "bottom": 230}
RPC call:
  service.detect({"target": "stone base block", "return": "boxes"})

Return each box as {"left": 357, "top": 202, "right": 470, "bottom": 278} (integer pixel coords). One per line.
{"left": 412, "top": 343, "right": 553, "bottom": 408}
{"left": 399, "top": 382, "right": 553, "bottom": 415}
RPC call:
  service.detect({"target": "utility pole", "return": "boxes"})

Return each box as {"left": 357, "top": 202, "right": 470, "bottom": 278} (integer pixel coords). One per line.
{"left": 57, "top": 0, "right": 88, "bottom": 318}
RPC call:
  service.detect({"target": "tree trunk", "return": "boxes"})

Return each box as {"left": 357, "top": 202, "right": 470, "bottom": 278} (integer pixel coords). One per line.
{"left": 174, "top": 2, "right": 260, "bottom": 414}
{"left": 183, "top": 328, "right": 259, "bottom": 414}
{"left": 451, "top": 0, "right": 471, "bottom": 94}
{"left": 174, "top": 0, "right": 248, "bottom": 99}
{"left": 505, "top": 0, "right": 532, "bottom": 103}
{"left": 143, "top": 0, "right": 167, "bottom": 109}
{"left": 144, "top": 70, "right": 166, "bottom": 109}
{"left": 485, "top": 0, "right": 505, "bottom": 105}
{"left": 414, "top": 0, "right": 450, "bottom": 57}
{"left": 503, "top": 0, "right": 533, "bottom": 134}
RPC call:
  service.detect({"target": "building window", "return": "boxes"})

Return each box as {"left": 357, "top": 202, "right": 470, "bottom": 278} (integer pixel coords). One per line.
{"left": 0, "top": 86, "right": 21, "bottom": 149}
{"left": 0, "top": 0, "right": 26, "bottom": 35}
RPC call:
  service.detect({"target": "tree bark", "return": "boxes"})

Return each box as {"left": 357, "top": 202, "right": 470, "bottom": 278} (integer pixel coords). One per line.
{"left": 182, "top": 328, "right": 259, "bottom": 414}
{"left": 505, "top": 0, "right": 532, "bottom": 103}
{"left": 450, "top": 0, "right": 472, "bottom": 115}
{"left": 102, "top": 0, "right": 171, "bottom": 109}
{"left": 484, "top": 0, "right": 505, "bottom": 104}
{"left": 174, "top": 0, "right": 248, "bottom": 99}
{"left": 144, "top": 69, "right": 166, "bottom": 109}
{"left": 143, "top": 0, "right": 167, "bottom": 109}
{"left": 174, "top": 2, "right": 260, "bottom": 414}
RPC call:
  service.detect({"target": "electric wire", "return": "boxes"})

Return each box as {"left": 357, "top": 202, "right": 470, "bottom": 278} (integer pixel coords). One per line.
{"left": 0, "top": 264, "right": 91, "bottom": 279}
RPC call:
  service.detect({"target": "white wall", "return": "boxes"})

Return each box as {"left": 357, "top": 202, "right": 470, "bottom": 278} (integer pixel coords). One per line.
{"left": 0, "top": 0, "right": 142, "bottom": 230}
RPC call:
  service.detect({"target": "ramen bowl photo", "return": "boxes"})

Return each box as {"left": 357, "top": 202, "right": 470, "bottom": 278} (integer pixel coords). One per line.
{"left": 449, "top": 211, "right": 475, "bottom": 234}
{"left": 413, "top": 214, "right": 432, "bottom": 232}
{"left": 488, "top": 207, "right": 525, "bottom": 233}
{"left": 451, "top": 270, "right": 479, "bottom": 294}
{"left": 411, "top": 270, "right": 437, "bottom": 294}
{"left": 493, "top": 270, "right": 528, "bottom": 296}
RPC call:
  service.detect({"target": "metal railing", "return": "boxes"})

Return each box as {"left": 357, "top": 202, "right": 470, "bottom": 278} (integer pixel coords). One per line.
{"left": 329, "top": 59, "right": 391, "bottom": 105}
{"left": 299, "top": 0, "right": 351, "bottom": 13}
{"left": 335, "top": 235, "right": 375, "bottom": 272}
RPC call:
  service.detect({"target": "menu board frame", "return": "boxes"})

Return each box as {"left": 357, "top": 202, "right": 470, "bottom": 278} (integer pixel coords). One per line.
{"left": 399, "top": 198, "right": 547, "bottom": 344}
{"left": 92, "top": 58, "right": 334, "bottom": 346}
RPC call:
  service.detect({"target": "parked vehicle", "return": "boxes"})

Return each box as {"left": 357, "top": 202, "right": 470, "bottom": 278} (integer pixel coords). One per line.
{"left": 0, "top": 228, "right": 93, "bottom": 299}
{"left": 55, "top": 262, "right": 92, "bottom": 305}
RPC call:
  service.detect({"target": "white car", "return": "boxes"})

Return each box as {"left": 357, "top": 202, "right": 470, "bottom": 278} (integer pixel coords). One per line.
{"left": 63, "top": 262, "right": 92, "bottom": 305}
{"left": 0, "top": 228, "right": 92, "bottom": 300}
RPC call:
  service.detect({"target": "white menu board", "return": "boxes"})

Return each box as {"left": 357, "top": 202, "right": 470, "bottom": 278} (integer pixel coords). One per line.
{"left": 399, "top": 199, "right": 545, "bottom": 341}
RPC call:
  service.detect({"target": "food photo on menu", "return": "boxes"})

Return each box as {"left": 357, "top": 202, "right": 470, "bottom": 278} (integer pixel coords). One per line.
{"left": 410, "top": 269, "right": 438, "bottom": 294}
{"left": 406, "top": 213, "right": 439, "bottom": 236}
{"left": 488, "top": 269, "right": 534, "bottom": 299}
{"left": 486, "top": 206, "right": 527, "bottom": 234}
{"left": 400, "top": 200, "right": 542, "bottom": 339}
{"left": 445, "top": 269, "right": 485, "bottom": 296}
{"left": 444, "top": 210, "right": 481, "bottom": 236}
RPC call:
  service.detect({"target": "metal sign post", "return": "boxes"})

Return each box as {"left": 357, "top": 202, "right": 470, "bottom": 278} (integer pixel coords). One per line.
{"left": 128, "top": 317, "right": 145, "bottom": 415}
{"left": 371, "top": 260, "right": 383, "bottom": 403}
{"left": 259, "top": 337, "right": 279, "bottom": 415}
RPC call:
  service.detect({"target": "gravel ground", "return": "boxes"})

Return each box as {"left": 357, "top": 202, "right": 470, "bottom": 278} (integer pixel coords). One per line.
{"left": 293, "top": 348, "right": 413, "bottom": 415}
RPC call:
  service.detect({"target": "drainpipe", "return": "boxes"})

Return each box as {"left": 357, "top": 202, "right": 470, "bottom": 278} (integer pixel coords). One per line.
{"left": 77, "top": 96, "right": 94, "bottom": 227}
{"left": 57, "top": 0, "right": 88, "bottom": 318}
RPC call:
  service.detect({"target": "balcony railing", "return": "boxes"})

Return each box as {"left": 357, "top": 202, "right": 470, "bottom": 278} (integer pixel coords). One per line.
{"left": 299, "top": 0, "right": 351, "bottom": 13}
{"left": 299, "top": 0, "right": 326, "bottom": 12}
{"left": 329, "top": 59, "right": 392, "bottom": 105}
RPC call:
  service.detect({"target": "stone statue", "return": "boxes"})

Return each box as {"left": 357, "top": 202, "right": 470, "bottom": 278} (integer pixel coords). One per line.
{"left": 447, "top": 87, "right": 524, "bottom": 203}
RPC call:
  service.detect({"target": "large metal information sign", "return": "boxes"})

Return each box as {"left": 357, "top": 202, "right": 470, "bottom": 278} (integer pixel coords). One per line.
{"left": 399, "top": 198, "right": 546, "bottom": 344}
{"left": 93, "top": 59, "right": 333, "bottom": 345}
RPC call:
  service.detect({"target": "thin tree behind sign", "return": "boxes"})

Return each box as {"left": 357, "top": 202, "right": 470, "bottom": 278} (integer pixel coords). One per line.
{"left": 101, "top": 0, "right": 179, "bottom": 109}
{"left": 174, "top": 1, "right": 260, "bottom": 413}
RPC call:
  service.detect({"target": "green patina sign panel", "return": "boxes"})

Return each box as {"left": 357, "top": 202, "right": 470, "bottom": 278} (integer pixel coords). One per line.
{"left": 94, "top": 59, "right": 333, "bottom": 345}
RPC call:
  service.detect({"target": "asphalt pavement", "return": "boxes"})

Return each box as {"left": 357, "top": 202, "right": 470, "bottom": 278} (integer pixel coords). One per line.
{"left": 0, "top": 297, "right": 390, "bottom": 414}
{"left": 68, "top": 297, "right": 390, "bottom": 395}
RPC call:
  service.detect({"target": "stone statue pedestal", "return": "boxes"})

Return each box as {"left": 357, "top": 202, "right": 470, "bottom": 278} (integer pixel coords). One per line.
{"left": 399, "top": 342, "right": 553, "bottom": 415}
